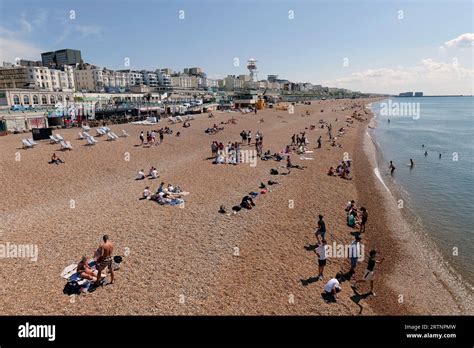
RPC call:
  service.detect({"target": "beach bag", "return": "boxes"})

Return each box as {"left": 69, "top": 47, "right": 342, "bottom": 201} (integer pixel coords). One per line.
{"left": 113, "top": 256, "right": 123, "bottom": 271}
{"left": 63, "top": 281, "right": 81, "bottom": 296}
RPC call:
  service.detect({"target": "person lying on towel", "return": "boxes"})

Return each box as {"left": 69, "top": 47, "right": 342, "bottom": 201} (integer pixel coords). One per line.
{"left": 77, "top": 256, "right": 98, "bottom": 282}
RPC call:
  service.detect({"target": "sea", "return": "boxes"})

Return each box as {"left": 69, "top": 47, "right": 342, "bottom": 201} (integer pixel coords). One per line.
{"left": 368, "top": 96, "right": 473, "bottom": 288}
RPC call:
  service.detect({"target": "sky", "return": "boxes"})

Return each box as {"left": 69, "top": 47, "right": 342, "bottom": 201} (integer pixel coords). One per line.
{"left": 0, "top": 0, "right": 472, "bottom": 95}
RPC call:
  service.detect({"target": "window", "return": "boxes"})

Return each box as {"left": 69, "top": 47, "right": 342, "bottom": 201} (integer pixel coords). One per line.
{"left": 33, "top": 95, "right": 39, "bottom": 104}
{"left": 42, "top": 95, "right": 47, "bottom": 104}
{"left": 13, "top": 95, "right": 20, "bottom": 105}
{"left": 50, "top": 95, "right": 55, "bottom": 104}
{"left": 57, "top": 95, "right": 63, "bottom": 102}
{"left": 23, "top": 95, "right": 30, "bottom": 104}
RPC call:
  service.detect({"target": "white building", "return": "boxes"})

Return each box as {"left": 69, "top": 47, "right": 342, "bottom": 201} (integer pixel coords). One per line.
{"left": 141, "top": 70, "right": 159, "bottom": 87}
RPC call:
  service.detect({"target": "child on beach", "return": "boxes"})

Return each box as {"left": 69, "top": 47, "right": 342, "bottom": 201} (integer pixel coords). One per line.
{"left": 353, "top": 250, "right": 384, "bottom": 296}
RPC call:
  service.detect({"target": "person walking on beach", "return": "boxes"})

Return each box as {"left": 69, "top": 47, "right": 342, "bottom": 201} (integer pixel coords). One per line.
{"left": 424, "top": 150, "right": 428, "bottom": 157}
{"left": 247, "top": 130, "right": 252, "bottom": 145}
{"left": 95, "top": 235, "right": 115, "bottom": 286}
{"left": 139, "top": 131, "right": 144, "bottom": 146}
{"left": 317, "top": 136, "right": 322, "bottom": 149}
{"left": 315, "top": 214, "right": 326, "bottom": 244}
{"left": 315, "top": 239, "right": 328, "bottom": 280}
{"left": 159, "top": 130, "right": 164, "bottom": 144}
{"left": 353, "top": 249, "right": 384, "bottom": 296}
{"left": 389, "top": 161, "right": 396, "bottom": 175}
{"left": 291, "top": 134, "right": 296, "bottom": 146}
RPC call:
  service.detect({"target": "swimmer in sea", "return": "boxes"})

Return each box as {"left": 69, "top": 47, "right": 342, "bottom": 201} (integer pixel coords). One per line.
{"left": 410, "top": 158, "right": 414, "bottom": 168}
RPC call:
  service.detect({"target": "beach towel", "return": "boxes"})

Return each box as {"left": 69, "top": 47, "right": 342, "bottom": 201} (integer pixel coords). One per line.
{"left": 300, "top": 156, "right": 314, "bottom": 160}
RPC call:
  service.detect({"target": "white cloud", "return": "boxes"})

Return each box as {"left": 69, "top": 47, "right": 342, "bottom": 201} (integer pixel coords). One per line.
{"left": 327, "top": 59, "right": 473, "bottom": 95}
{"left": 443, "top": 33, "right": 474, "bottom": 49}
{"left": 0, "top": 26, "right": 43, "bottom": 64}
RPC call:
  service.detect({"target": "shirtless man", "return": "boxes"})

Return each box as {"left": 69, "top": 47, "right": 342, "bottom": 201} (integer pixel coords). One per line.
{"left": 95, "top": 235, "right": 114, "bottom": 286}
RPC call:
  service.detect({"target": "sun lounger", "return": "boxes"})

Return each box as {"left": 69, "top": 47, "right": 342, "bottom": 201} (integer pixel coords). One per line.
{"left": 82, "top": 125, "right": 91, "bottom": 132}
{"left": 78, "top": 132, "right": 85, "bottom": 139}
{"left": 96, "top": 128, "right": 106, "bottom": 136}
{"left": 66, "top": 141, "right": 73, "bottom": 150}
{"left": 55, "top": 134, "right": 64, "bottom": 141}
{"left": 49, "top": 135, "right": 60, "bottom": 143}
{"left": 169, "top": 117, "right": 177, "bottom": 124}
{"left": 87, "top": 136, "right": 98, "bottom": 145}
{"left": 60, "top": 140, "right": 72, "bottom": 150}
{"left": 27, "top": 138, "right": 38, "bottom": 145}
{"left": 121, "top": 129, "right": 130, "bottom": 137}
{"left": 110, "top": 132, "right": 119, "bottom": 139}
{"left": 22, "top": 139, "right": 34, "bottom": 149}
{"left": 175, "top": 116, "right": 183, "bottom": 123}
{"left": 106, "top": 132, "right": 117, "bottom": 141}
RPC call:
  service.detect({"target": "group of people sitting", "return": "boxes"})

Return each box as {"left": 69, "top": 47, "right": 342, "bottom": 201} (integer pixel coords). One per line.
{"left": 219, "top": 180, "right": 280, "bottom": 214}
{"left": 327, "top": 160, "right": 352, "bottom": 180}
{"left": 141, "top": 182, "right": 185, "bottom": 206}
{"left": 205, "top": 124, "right": 224, "bottom": 134}
{"left": 136, "top": 166, "right": 159, "bottom": 180}
{"left": 345, "top": 200, "right": 368, "bottom": 232}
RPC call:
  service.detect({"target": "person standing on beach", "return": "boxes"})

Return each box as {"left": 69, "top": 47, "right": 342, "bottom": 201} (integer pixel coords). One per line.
{"left": 389, "top": 161, "right": 396, "bottom": 175}
{"left": 315, "top": 215, "right": 326, "bottom": 244}
{"left": 317, "top": 136, "right": 322, "bottom": 149}
{"left": 159, "top": 130, "right": 164, "bottom": 144}
{"left": 139, "top": 131, "right": 144, "bottom": 146}
{"left": 349, "top": 235, "right": 362, "bottom": 277}
{"left": 315, "top": 239, "right": 328, "bottom": 280}
{"left": 291, "top": 134, "right": 296, "bottom": 146}
{"left": 247, "top": 130, "right": 252, "bottom": 145}
{"left": 353, "top": 249, "right": 384, "bottom": 296}
{"left": 359, "top": 207, "right": 368, "bottom": 233}
{"left": 95, "top": 235, "right": 115, "bottom": 286}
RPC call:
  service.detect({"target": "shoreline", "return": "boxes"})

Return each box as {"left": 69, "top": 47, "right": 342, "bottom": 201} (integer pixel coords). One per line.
{"left": 356, "top": 102, "right": 473, "bottom": 315}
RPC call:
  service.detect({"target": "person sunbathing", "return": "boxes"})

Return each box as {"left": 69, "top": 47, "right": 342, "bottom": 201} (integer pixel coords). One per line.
{"left": 327, "top": 167, "right": 336, "bottom": 176}
{"left": 136, "top": 169, "right": 145, "bottom": 180}
{"left": 287, "top": 156, "right": 306, "bottom": 171}
{"left": 49, "top": 153, "right": 64, "bottom": 165}
{"left": 77, "top": 256, "right": 97, "bottom": 282}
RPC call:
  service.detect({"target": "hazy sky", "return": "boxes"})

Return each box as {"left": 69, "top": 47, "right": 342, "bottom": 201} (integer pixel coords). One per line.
{"left": 0, "top": 0, "right": 472, "bottom": 94}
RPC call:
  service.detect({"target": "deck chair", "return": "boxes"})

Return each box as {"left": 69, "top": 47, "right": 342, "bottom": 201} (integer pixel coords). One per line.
{"left": 169, "top": 117, "right": 177, "bottom": 124}
{"left": 56, "top": 134, "right": 64, "bottom": 141}
{"left": 60, "top": 140, "right": 72, "bottom": 151}
{"left": 49, "top": 135, "right": 60, "bottom": 143}
{"left": 87, "top": 136, "right": 97, "bottom": 145}
{"left": 96, "top": 128, "right": 106, "bottom": 136}
{"left": 106, "top": 132, "right": 116, "bottom": 141}
{"left": 66, "top": 141, "right": 73, "bottom": 150}
{"left": 78, "top": 132, "right": 85, "bottom": 139}
{"left": 82, "top": 125, "right": 91, "bottom": 132}
{"left": 27, "top": 138, "right": 38, "bottom": 145}
{"left": 110, "top": 132, "right": 119, "bottom": 139}
{"left": 121, "top": 129, "right": 130, "bottom": 137}
{"left": 22, "top": 139, "right": 33, "bottom": 149}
